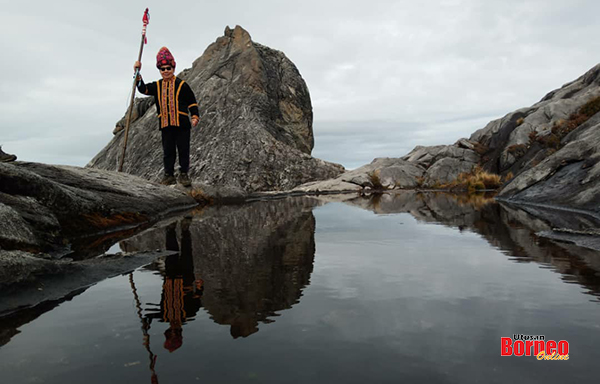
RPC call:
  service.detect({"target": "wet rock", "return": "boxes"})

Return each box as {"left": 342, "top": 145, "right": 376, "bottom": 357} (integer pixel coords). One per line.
{"left": 89, "top": 25, "right": 343, "bottom": 192}
{"left": 0, "top": 251, "right": 71, "bottom": 289}
{"left": 0, "top": 161, "right": 196, "bottom": 266}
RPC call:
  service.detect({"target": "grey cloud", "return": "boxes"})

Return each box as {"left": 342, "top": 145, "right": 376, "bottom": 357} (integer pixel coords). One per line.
{"left": 1, "top": 0, "right": 599, "bottom": 169}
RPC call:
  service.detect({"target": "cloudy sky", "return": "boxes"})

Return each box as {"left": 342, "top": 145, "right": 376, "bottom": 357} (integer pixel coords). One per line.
{"left": 2, "top": 0, "right": 600, "bottom": 169}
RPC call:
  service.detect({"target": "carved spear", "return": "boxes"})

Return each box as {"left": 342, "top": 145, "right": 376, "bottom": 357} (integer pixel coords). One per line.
{"left": 118, "top": 8, "right": 150, "bottom": 172}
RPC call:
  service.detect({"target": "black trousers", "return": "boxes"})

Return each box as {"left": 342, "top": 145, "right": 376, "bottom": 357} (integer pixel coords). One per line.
{"left": 161, "top": 126, "right": 191, "bottom": 176}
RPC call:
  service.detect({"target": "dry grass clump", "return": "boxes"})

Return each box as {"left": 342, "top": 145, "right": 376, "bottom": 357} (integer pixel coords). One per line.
{"left": 472, "top": 142, "right": 489, "bottom": 155}
{"left": 516, "top": 117, "right": 525, "bottom": 126}
{"left": 368, "top": 170, "right": 385, "bottom": 190}
{"left": 506, "top": 144, "right": 528, "bottom": 159}
{"left": 82, "top": 212, "right": 147, "bottom": 229}
{"left": 521, "top": 95, "right": 600, "bottom": 157}
{"left": 189, "top": 188, "right": 214, "bottom": 205}
{"left": 544, "top": 95, "right": 600, "bottom": 146}
{"left": 450, "top": 166, "right": 502, "bottom": 192}
{"left": 415, "top": 176, "right": 425, "bottom": 188}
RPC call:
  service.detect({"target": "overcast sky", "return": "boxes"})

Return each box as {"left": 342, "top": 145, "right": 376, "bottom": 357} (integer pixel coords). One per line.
{"left": 2, "top": 0, "right": 600, "bottom": 169}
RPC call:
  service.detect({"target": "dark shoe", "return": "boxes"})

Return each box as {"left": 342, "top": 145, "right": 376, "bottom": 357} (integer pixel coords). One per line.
{"left": 178, "top": 172, "right": 192, "bottom": 187}
{"left": 160, "top": 174, "right": 176, "bottom": 185}
{"left": 0, "top": 146, "right": 16, "bottom": 162}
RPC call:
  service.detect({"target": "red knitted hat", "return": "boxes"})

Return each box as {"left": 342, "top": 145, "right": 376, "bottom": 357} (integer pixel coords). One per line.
{"left": 156, "top": 47, "right": 176, "bottom": 68}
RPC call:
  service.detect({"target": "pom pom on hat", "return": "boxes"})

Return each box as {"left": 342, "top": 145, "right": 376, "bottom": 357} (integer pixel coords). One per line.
{"left": 156, "top": 47, "right": 176, "bottom": 68}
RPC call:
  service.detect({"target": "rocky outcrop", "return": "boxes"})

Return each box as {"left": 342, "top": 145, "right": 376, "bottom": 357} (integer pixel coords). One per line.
{"left": 497, "top": 112, "right": 600, "bottom": 213}
{"left": 290, "top": 157, "right": 425, "bottom": 193}
{"left": 89, "top": 25, "right": 343, "bottom": 192}
{"left": 472, "top": 64, "right": 600, "bottom": 176}
{"left": 494, "top": 65, "right": 600, "bottom": 211}
{"left": 0, "top": 161, "right": 196, "bottom": 287}
{"left": 295, "top": 63, "right": 600, "bottom": 211}
{"left": 290, "top": 140, "right": 480, "bottom": 193}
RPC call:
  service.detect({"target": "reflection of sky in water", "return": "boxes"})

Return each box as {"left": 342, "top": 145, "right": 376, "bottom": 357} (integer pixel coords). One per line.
{"left": 1, "top": 200, "right": 599, "bottom": 383}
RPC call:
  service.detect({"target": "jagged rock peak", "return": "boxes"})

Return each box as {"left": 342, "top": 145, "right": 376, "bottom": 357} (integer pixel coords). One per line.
{"left": 88, "top": 26, "right": 343, "bottom": 192}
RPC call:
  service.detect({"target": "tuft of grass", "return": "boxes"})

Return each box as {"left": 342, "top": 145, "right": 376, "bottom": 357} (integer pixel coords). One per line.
{"left": 82, "top": 212, "right": 147, "bottom": 229}
{"left": 506, "top": 144, "right": 528, "bottom": 159}
{"left": 468, "top": 181, "right": 486, "bottom": 193}
{"left": 368, "top": 170, "right": 385, "bottom": 190}
{"left": 528, "top": 131, "right": 538, "bottom": 146}
{"left": 415, "top": 176, "right": 425, "bottom": 188}
{"left": 516, "top": 117, "right": 525, "bottom": 126}
{"left": 429, "top": 165, "right": 503, "bottom": 192}
{"left": 536, "top": 133, "right": 561, "bottom": 149}
{"left": 189, "top": 188, "right": 214, "bottom": 205}
{"left": 579, "top": 94, "right": 600, "bottom": 117}
{"left": 503, "top": 171, "right": 514, "bottom": 182}
{"left": 545, "top": 95, "right": 600, "bottom": 144}
{"left": 472, "top": 142, "right": 489, "bottom": 155}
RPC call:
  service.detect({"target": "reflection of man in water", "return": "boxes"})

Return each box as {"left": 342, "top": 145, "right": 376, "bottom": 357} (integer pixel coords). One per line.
{"left": 145, "top": 218, "right": 203, "bottom": 353}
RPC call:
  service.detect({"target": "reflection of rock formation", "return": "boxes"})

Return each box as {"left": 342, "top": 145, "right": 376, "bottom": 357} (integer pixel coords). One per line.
{"left": 345, "top": 192, "right": 600, "bottom": 301}
{"left": 344, "top": 191, "right": 494, "bottom": 228}
{"left": 122, "top": 197, "right": 318, "bottom": 338}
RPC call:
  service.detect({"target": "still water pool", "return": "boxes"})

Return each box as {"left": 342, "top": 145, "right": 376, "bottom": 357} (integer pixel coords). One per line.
{"left": 1, "top": 193, "right": 599, "bottom": 383}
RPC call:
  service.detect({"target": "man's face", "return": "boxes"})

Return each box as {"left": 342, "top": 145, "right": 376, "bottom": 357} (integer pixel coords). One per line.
{"left": 159, "top": 65, "right": 174, "bottom": 80}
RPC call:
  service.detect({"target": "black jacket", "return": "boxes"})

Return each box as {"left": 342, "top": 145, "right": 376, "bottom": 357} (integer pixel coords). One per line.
{"left": 137, "top": 76, "right": 199, "bottom": 129}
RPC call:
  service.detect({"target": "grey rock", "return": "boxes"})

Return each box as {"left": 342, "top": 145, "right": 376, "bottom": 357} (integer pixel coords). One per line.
{"left": 423, "top": 158, "right": 476, "bottom": 187}
{"left": 291, "top": 157, "right": 425, "bottom": 193}
{"left": 0, "top": 250, "right": 71, "bottom": 289}
{"left": 469, "top": 63, "right": 600, "bottom": 175}
{"left": 0, "top": 250, "right": 177, "bottom": 333}
{"left": 0, "top": 203, "right": 40, "bottom": 250}
{"left": 0, "top": 161, "right": 196, "bottom": 262}
{"left": 89, "top": 25, "right": 343, "bottom": 192}
{"left": 455, "top": 138, "right": 477, "bottom": 150}
{"left": 498, "top": 113, "right": 600, "bottom": 213}
{"left": 113, "top": 97, "right": 155, "bottom": 135}
{"left": 402, "top": 144, "right": 479, "bottom": 169}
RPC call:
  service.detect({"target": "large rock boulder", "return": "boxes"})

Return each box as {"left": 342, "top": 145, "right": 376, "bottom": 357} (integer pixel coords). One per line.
{"left": 0, "top": 161, "right": 196, "bottom": 265}
{"left": 288, "top": 157, "right": 426, "bottom": 194}
{"left": 88, "top": 25, "right": 343, "bottom": 192}
{"left": 339, "top": 63, "right": 600, "bottom": 197}
{"left": 498, "top": 112, "right": 600, "bottom": 213}
{"left": 471, "top": 63, "right": 600, "bottom": 175}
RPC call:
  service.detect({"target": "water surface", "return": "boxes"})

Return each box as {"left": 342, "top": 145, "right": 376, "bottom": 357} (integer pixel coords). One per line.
{"left": 1, "top": 193, "right": 599, "bottom": 383}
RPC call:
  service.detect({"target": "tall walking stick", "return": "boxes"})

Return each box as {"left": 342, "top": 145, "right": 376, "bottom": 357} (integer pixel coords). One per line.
{"left": 118, "top": 8, "right": 150, "bottom": 172}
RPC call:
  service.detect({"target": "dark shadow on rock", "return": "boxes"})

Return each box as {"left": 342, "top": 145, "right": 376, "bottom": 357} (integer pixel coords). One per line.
{"left": 0, "top": 250, "right": 178, "bottom": 348}
{"left": 122, "top": 197, "right": 319, "bottom": 338}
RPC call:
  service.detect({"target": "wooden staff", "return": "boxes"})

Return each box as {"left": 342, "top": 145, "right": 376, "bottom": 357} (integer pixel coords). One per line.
{"left": 118, "top": 8, "right": 150, "bottom": 172}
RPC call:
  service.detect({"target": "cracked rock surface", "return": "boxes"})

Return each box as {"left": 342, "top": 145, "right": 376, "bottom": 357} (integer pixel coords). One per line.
{"left": 89, "top": 25, "right": 343, "bottom": 192}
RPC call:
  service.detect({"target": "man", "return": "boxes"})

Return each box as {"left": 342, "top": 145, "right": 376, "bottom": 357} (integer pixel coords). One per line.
{"left": 134, "top": 47, "right": 199, "bottom": 187}
{"left": 0, "top": 146, "right": 16, "bottom": 162}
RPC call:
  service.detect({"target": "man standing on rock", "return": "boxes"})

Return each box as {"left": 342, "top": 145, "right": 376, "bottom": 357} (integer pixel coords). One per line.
{"left": 134, "top": 47, "right": 199, "bottom": 187}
